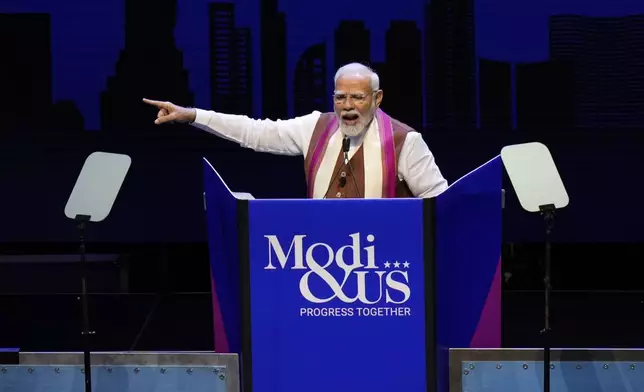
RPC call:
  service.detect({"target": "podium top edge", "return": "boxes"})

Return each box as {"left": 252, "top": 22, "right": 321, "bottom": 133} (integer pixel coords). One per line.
{"left": 18, "top": 351, "right": 239, "bottom": 366}
{"left": 444, "top": 154, "right": 501, "bottom": 191}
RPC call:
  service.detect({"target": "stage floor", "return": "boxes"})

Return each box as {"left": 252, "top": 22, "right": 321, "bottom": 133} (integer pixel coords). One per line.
{"left": 0, "top": 349, "right": 641, "bottom": 391}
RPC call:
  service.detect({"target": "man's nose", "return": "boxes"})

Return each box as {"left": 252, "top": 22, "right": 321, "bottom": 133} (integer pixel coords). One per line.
{"left": 342, "top": 100, "right": 355, "bottom": 110}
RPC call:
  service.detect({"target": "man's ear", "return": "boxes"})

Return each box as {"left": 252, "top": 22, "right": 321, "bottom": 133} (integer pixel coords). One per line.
{"left": 375, "top": 90, "right": 383, "bottom": 108}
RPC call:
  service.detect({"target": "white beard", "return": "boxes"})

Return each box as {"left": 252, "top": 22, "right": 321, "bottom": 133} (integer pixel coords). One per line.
{"left": 337, "top": 107, "right": 376, "bottom": 137}
{"left": 339, "top": 123, "right": 365, "bottom": 137}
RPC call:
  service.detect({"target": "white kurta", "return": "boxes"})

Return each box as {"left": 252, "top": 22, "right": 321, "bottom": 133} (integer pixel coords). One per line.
{"left": 191, "top": 109, "right": 448, "bottom": 198}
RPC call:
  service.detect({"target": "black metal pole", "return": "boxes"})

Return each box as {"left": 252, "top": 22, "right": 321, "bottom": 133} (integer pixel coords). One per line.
{"left": 539, "top": 204, "right": 555, "bottom": 392}
{"left": 76, "top": 214, "right": 92, "bottom": 392}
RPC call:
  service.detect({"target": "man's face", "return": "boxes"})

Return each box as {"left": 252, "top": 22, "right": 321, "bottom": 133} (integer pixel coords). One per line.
{"left": 334, "top": 76, "right": 382, "bottom": 137}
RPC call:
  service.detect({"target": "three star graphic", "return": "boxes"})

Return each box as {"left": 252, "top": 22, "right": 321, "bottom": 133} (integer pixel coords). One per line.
{"left": 383, "top": 261, "right": 410, "bottom": 269}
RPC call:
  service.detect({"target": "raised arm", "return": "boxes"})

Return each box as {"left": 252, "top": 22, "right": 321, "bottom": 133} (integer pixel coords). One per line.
{"left": 142, "top": 98, "right": 321, "bottom": 156}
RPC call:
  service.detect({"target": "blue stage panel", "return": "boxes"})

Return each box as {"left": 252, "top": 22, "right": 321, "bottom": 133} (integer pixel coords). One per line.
{"left": 0, "top": 365, "right": 227, "bottom": 392}
{"left": 204, "top": 158, "right": 242, "bottom": 354}
{"left": 248, "top": 198, "right": 427, "bottom": 392}
{"left": 434, "top": 156, "right": 503, "bottom": 392}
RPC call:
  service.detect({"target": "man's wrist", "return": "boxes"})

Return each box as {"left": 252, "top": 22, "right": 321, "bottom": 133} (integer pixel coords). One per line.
{"left": 186, "top": 107, "right": 197, "bottom": 124}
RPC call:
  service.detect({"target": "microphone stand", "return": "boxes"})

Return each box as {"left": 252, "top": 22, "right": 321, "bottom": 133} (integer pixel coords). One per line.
{"left": 323, "top": 158, "right": 349, "bottom": 198}
{"left": 538, "top": 203, "right": 555, "bottom": 392}
{"left": 342, "top": 136, "right": 362, "bottom": 198}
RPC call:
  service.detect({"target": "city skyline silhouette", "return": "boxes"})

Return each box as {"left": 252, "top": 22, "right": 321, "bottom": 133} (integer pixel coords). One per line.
{"left": 3, "top": 0, "right": 644, "bottom": 131}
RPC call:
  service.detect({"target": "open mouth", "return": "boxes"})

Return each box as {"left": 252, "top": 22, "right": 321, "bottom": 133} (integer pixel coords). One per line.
{"left": 342, "top": 113, "right": 359, "bottom": 123}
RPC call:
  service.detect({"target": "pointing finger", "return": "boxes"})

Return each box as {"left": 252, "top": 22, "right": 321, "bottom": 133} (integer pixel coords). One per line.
{"left": 143, "top": 98, "right": 170, "bottom": 110}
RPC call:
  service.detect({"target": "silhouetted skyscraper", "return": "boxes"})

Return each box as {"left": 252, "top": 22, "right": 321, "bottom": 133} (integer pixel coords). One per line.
{"left": 550, "top": 15, "right": 644, "bottom": 129}
{"left": 234, "top": 29, "right": 252, "bottom": 111}
{"left": 51, "top": 100, "right": 85, "bottom": 132}
{"left": 209, "top": 3, "right": 252, "bottom": 115}
{"left": 294, "top": 43, "right": 327, "bottom": 116}
{"left": 424, "top": 0, "right": 476, "bottom": 130}
{"left": 261, "top": 0, "right": 287, "bottom": 119}
{"left": 385, "top": 21, "right": 423, "bottom": 129}
{"left": 478, "top": 58, "right": 512, "bottom": 130}
{"left": 0, "top": 13, "right": 52, "bottom": 132}
{"left": 334, "top": 21, "right": 371, "bottom": 71}
{"left": 101, "top": 0, "right": 193, "bottom": 132}
{"left": 515, "top": 61, "right": 574, "bottom": 130}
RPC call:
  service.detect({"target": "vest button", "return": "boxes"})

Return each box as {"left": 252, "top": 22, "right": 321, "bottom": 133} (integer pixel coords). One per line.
{"left": 335, "top": 192, "right": 342, "bottom": 198}
{"left": 340, "top": 172, "right": 347, "bottom": 177}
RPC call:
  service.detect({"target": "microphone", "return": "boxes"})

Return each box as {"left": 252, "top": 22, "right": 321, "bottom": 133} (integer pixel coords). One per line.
{"left": 342, "top": 136, "right": 350, "bottom": 164}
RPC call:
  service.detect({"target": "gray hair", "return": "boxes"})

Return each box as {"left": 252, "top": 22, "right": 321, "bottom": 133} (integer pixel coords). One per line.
{"left": 333, "top": 63, "right": 380, "bottom": 91}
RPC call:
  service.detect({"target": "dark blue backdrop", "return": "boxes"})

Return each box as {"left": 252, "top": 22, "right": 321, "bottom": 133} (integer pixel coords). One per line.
{"left": 3, "top": 0, "right": 644, "bottom": 358}
{"left": 1, "top": 0, "right": 644, "bottom": 243}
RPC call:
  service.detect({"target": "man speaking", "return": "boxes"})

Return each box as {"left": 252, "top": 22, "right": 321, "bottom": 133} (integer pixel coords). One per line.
{"left": 143, "top": 63, "right": 448, "bottom": 199}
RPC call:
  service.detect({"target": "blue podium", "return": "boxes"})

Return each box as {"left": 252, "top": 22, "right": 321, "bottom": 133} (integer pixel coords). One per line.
{"left": 203, "top": 156, "right": 503, "bottom": 392}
